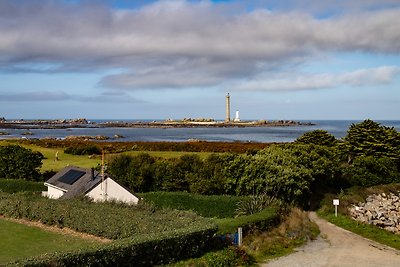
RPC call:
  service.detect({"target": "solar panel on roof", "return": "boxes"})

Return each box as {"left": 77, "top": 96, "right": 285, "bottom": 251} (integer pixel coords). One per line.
{"left": 58, "top": 169, "right": 85, "bottom": 185}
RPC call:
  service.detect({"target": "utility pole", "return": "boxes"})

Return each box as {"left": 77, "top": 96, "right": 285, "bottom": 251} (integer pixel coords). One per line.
{"left": 101, "top": 150, "right": 106, "bottom": 201}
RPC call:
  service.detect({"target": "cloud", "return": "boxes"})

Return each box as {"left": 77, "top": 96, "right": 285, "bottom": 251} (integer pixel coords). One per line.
{"left": 0, "top": 0, "right": 400, "bottom": 90}
{"left": 0, "top": 90, "right": 140, "bottom": 103}
{"left": 233, "top": 66, "right": 400, "bottom": 91}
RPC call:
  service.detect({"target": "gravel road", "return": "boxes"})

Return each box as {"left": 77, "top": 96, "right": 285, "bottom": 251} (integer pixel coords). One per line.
{"left": 264, "top": 212, "right": 400, "bottom": 267}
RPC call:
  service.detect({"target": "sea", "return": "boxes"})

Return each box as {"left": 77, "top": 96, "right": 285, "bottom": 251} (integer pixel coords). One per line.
{"left": 1, "top": 120, "right": 400, "bottom": 143}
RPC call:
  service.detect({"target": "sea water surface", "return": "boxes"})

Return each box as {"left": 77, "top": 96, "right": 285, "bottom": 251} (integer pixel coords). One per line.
{"left": 1, "top": 120, "right": 400, "bottom": 143}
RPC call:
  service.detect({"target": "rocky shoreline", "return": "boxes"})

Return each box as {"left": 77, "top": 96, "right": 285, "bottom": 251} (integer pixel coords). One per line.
{"left": 0, "top": 118, "right": 314, "bottom": 130}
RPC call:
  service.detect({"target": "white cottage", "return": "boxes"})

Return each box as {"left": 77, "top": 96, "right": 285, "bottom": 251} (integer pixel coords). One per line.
{"left": 43, "top": 166, "right": 139, "bottom": 205}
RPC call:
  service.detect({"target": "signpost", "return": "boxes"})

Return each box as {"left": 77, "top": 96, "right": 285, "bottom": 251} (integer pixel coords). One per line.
{"left": 333, "top": 199, "right": 339, "bottom": 217}
{"left": 238, "top": 227, "right": 242, "bottom": 246}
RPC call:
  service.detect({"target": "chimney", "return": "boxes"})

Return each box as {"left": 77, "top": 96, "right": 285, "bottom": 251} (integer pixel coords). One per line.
{"left": 91, "top": 168, "right": 95, "bottom": 181}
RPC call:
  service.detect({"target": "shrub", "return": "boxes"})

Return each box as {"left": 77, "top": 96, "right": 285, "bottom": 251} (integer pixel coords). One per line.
{"left": 235, "top": 193, "right": 283, "bottom": 217}
{"left": 174, "top": 246, "right": 253, "bottom": 267}
{"left": 215, "top": 207, "right": 280, "bottom": 234}
{"left": 140, "top": 192, "right": 245, "bottom": 218}
{"left": 345, "top": 156, "right": 400, "bottom": 187}
{"left": 0, "top": 145, "right": 43, "bottom": 180}
{"left": 64, "top": 145, "right": 101, "bottom": 155}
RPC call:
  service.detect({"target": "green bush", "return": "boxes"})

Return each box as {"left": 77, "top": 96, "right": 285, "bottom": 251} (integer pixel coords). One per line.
{"left": 0, "top": 192, "right": 213, "bottom": 240}
{"left": 215, "top": 207, "right": 280, "bottom": 234}
{"left": 345, "top": 156, "right": 400, "bottom": 187}
{"left": 0, "top": 179, "right": 45, "bottom": 193}
{"left": 64, "top": 145, "right": 101, "bottom": 155}
{"left": 235, "top": 194, "right": 283, "bottom": 217}
{"left": 140, "top": 191, "right": 245, "bottom": 218}
{"left": 173, "top": 246, "right": 253, "bottom": 267}
{"left": 0, "top": 145, "right": 43, "bottom": 180}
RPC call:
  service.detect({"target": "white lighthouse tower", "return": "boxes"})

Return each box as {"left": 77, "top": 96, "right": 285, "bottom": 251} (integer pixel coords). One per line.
{"left": 234, "top": 110, "right": 241, "bottom": 122}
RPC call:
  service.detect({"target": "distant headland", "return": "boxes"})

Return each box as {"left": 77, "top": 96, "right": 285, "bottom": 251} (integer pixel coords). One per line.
{"left": 0, "top": 117, "right": 314, "bottom": 130}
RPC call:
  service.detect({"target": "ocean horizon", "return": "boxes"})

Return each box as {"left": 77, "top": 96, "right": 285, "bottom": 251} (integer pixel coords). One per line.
{"left": 1, "top": 120, "right": 400, "bottom": 143}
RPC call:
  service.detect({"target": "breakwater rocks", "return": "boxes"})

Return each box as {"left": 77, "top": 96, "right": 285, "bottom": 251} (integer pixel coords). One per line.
{"left": 0, "top": 118, "right": 89, "bottom": 129}
{"left": 349, "top": 193, "right": 400, "bottom": 233}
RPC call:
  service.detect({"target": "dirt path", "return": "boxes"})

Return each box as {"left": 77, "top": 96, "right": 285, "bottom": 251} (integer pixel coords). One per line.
{"left": 264, "top": 212, "right": 400, "bottom": 267}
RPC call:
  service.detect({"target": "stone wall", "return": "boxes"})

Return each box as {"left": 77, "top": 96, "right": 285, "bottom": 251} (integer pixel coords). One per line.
{"left": 349, "top": 192, "right": 400, "bottom": 233}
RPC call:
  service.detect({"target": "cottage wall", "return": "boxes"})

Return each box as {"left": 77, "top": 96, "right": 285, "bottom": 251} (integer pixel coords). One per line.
{"left": 46, "top": 186, "right": 65, "bottom": 199}
{"left": 86, "top": 178, "right": 139, "bottom": 204}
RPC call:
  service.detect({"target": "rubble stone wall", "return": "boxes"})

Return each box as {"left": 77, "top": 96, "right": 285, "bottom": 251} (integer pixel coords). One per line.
{"left": 349, "top": 192, "right": 400, "bottom": 233}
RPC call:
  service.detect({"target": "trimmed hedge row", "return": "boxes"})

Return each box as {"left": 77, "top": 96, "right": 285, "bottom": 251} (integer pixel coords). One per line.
{"left": 9, "top": 222, "right": 217, "bottom": 266}
{"left": 0, "top": 192, "right": 213, "bottom": 240}
{"left": 0, "top": 179, "right": 45, "bottom": 193}
{"left": 215, "top": 207, "right": 280, "bottom": 234}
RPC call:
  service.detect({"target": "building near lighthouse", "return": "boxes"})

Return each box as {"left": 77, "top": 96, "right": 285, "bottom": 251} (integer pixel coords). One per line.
{"left": 234, "top": 110, "right": 241, "bottom": 122}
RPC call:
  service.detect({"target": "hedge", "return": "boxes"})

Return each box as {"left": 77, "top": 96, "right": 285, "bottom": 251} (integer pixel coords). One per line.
{"left": 139, "top": 192, "right": 246, "bottom": 218}
{"left": 215, "top": 207, "right": 280, "bottom": 234}
{"left": 0, "top": 179, "right": 45, "bottom": 193}
{"left": 8, "top": 222, "right": 217, "bottom": 266}
{"left": 0, "top": 192, "right": 213, "bottom": 240}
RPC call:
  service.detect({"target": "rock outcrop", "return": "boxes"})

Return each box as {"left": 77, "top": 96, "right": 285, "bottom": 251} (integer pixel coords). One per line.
{"left": 349, "top": 193, "right": 400, "bottom": 233}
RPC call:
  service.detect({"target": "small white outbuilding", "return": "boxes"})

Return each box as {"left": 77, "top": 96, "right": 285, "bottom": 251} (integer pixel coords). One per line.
{"left": 42, "top": 166, "right": 139, "bottom": 205}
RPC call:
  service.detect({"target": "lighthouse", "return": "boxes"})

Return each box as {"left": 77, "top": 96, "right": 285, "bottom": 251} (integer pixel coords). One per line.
{"left": 225, "top": 93, "right": 230, "bottom": 122}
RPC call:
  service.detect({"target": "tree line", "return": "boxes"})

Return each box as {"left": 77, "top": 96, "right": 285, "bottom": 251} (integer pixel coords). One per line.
{"left": 1, "top": 119, "right": 399, "bottom": 207}
{"left": 107, "top": 120, "right": 400, "bottom": 207}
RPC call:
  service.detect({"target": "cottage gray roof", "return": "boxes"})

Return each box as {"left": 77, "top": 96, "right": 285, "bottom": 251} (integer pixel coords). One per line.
{"left": 45, "top": 166, "right": 106, "bottom": 199}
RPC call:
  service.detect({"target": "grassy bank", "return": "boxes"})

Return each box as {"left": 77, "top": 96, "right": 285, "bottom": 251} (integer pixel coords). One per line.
{"left": 243, "top": 208, "right": 319, "bottom": 262}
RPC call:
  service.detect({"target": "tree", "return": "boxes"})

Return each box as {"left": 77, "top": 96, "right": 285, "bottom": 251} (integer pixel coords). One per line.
{"left": 295, "top": 130, "right": 337, "bottom": 147}
{"left": 0, "top": 145, "right": 44, "bottom": 180}
{"left": 343, "top": 119, "right": 400, "bottom": 162}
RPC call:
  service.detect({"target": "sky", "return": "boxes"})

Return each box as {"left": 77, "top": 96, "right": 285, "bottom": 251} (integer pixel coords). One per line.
{"left": 0, "top": 0, "right": 399, "bottom": 120}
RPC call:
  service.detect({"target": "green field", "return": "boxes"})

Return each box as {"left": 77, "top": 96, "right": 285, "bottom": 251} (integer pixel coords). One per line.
{"left": 0, "top": 140, "right": 211, "bottom": 172}
{"left": 0, "top": 218, "right": 100, "bottom": 265}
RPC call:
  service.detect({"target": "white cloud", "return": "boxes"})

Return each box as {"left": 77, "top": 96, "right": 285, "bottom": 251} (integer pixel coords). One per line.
{"left": 0, "top": 1, "right": 399, "bottom": 90}
{"left": 233, "top": 66, "right": 400, "bottom": 91}
{"left": 0, "top": 90, "right": 140, "bottom": 103}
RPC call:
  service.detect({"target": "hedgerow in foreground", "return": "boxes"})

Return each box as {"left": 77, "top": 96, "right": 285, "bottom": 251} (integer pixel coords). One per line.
{"left": 0, "top": 192, "right": 213, "bottom": 240}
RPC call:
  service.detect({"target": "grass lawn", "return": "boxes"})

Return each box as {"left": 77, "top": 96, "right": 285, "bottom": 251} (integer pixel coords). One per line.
{"left": 0, "top": 218, "right": 100, "bottom": 265}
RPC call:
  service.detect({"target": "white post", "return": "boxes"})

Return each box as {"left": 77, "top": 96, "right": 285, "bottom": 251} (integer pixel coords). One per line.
{"left": 238, "top": 227, "right": 242, "bottom": 246}
{"left": 333, "top": 199, "right": 339, "bottom": 217}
